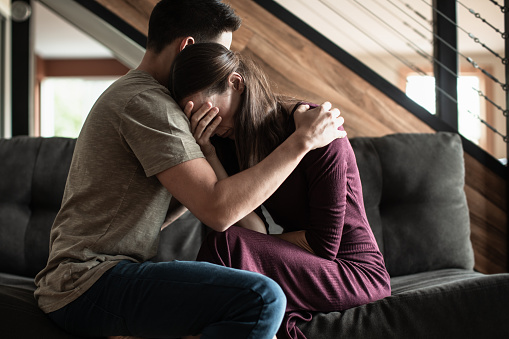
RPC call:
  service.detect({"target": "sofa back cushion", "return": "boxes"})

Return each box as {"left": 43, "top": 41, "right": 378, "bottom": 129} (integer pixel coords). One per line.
{"left": 0, "top": 136, "right": 207, "bottom": 278}
{"left": 0, "top": 133, "right": 474, "bottom": 279}
{"left": 0, "top": 137, "right": 75, "bottom": 277}
{"left": 351, "top": 132, "right": 474, "bottom": 277}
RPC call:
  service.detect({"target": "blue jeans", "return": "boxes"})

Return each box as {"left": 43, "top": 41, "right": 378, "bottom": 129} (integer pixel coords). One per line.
{"left": 48, "top": 260, "right": 286, "bottom": 338}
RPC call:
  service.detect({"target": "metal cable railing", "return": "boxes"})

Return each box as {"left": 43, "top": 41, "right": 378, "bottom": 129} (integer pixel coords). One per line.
{"left": 288, "top": 0, "right": 508, "bottom": 162}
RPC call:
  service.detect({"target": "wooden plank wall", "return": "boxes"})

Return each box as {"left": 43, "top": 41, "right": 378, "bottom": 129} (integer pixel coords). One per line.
{"left": 96, "top": 0, "right": 507, "bottom": 274}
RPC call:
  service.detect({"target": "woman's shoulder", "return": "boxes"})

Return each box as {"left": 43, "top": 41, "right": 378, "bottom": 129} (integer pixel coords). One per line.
{"left": 302, "top": 135, "right": 350, "bottom": 170}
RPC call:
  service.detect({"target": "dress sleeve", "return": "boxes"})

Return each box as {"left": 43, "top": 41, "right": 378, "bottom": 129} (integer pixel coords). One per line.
{"left": 303, "top": 137, "right": 348, "bottom": 260}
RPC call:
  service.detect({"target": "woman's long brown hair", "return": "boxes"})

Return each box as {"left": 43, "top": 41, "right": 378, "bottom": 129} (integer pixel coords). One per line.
{"left": 169, "top": 43, "right": 296, "bottom": 170}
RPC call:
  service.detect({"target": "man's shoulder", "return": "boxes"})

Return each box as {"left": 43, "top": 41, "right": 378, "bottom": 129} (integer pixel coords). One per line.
{"left": 111, "top": 70, "right": 168, "bottom": 95}
{"left": 98, "top": 70, "right": 176, "bottom": 113}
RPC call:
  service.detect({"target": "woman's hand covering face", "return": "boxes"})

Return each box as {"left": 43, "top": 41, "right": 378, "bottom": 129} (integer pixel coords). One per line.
{"left": 184, "top": 100, "right": 222, "bottom": 158}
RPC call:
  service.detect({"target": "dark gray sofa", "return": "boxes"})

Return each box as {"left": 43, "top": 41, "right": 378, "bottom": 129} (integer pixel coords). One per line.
{"left": 1, "top": 132, "right": 508, "bottom": 338}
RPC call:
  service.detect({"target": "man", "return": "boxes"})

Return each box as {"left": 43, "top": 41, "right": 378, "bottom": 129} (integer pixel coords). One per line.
{"left": 35, "top": 1, "right": 345, "bottom": 338}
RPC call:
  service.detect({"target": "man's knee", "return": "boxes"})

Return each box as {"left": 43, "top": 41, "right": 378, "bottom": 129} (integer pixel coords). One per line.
{"left": 251, "top": 274, "right": 287, "bottom": 315}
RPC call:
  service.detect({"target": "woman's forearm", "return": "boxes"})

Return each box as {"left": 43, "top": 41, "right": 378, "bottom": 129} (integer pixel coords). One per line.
{"left": 204, "top": 153, "right": 228, "bottom": 180}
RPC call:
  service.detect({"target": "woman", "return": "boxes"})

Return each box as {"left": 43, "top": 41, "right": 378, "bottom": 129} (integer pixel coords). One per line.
{"left": 168, "top": 43, "right": 391, "bottom": 339}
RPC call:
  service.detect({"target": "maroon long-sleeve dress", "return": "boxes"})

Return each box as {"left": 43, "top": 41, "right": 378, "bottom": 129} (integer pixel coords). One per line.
{"left": 197, "top": 112, "right": 391, "bottom": 339}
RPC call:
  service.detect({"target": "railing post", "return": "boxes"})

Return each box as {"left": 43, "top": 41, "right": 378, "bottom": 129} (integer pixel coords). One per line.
{"left": 10, "top": 0, "right": 33, "bottom": 136}
{"left": 433, "top": 0, "right": 458, "bottom": 129}
{"left": 505, "top": 0, "right": 509, "bottom": 272}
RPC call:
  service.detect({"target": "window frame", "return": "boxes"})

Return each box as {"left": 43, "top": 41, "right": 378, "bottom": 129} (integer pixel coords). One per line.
{"left": 400, "top": 66, "right": 495, "bottom": 156}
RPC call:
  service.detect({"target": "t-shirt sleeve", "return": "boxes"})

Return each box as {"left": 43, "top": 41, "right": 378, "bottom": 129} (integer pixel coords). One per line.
{"left": 303, "top": 136, "right": 348, "bottom": 260}
{"left": 120, "top": 88, "right": 204, "bottom": 177}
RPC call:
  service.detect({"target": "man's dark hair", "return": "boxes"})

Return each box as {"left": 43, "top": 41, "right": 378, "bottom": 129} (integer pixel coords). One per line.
{"left": 147, "top": 0, "right": 242, "bottom": 53}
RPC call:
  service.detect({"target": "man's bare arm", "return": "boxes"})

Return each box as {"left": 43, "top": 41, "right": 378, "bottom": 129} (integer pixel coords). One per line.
{"left": 186, "top": 101, "right": 267, "bottom": 234}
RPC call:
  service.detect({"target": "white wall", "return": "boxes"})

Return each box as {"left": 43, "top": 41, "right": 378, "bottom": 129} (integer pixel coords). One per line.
{"left": 0, "top": 0, "right": 9, "bottom": 16}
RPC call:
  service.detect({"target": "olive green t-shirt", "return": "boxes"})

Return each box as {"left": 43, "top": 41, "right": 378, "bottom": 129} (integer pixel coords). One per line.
{"left": 34, "top": 70, "right": 204, "bottom": 313}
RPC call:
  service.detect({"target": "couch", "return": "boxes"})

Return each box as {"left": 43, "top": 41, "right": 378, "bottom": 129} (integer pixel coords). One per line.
{"left": 0, "top": 132, "right": 508, "bottom": 338}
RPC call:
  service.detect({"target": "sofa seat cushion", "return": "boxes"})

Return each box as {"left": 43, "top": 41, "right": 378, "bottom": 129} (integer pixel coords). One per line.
{"left": 390, "top": 268, "right": 490, "bottom": 294}
{"left": 298, "top": 269, "right": 509, "bottom": 338}
{"left": 0, "top": 285, "right": 86, "bottom": 338}
{"left": 0, "top": 272, "right": 36, "bottom": 291}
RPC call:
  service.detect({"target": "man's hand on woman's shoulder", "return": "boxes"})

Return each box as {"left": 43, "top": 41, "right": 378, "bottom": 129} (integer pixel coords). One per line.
{"left": 293, "top": 102, "right": 346, "bottom": 151}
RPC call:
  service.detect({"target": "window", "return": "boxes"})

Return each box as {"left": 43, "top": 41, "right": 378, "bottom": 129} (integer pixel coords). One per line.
{"left": 406, "top": 74, "right": 482, "bottom": 145}
{"left": 406, "top": 75, "right": 436, "bottom": 115}
{"left": 34, "top": 2, "right": 130, "bottom": 138}
{"left": 40, "top": 77, "right": 116, "bottom": 138}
